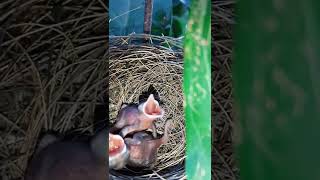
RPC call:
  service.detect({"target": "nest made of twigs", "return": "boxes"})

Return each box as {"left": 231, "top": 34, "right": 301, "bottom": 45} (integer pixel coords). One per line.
{"left": 108, "top": 34, "right": 186, "bottom": 180}
{"left": 0, "top": 1, "right": 107, "bottom": 179}
{"left": 212, "top": 1, "right": 239, "bottom": 180}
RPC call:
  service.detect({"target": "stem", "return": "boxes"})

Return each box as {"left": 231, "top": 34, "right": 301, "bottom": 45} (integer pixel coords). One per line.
{"left": 143, "top": 0, "right": 153, "bottom": 34}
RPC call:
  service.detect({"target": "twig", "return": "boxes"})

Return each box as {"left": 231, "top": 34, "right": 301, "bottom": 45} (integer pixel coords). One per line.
{"left": 143, "top": 0, "right": 153, "bottom": 34}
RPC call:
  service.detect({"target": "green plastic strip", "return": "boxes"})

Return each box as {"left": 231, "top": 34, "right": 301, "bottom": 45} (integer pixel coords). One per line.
{"left": 183, "top": 0, "right": 211, "bottom": 179}
{"left": 234, "top": 1, "right": 320, "bottom": 180}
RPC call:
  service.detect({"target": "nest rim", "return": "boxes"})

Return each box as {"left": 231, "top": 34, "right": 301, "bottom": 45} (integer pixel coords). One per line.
{"left": 108, "top": 34, "right": 186, "bottom": 180}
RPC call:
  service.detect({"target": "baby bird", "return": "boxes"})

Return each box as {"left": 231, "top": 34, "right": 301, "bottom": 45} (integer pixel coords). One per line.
{"left": 24, "top": 129, "right": 107, "bottom": 180}
{"left": 124, "top": 119, "right": 172, "bottom": 169}
{"left": 111, "top": 94, "right": 165, "bottom": 138}
{"left": 109, "top": 133, "right": 129, "bottom": 170}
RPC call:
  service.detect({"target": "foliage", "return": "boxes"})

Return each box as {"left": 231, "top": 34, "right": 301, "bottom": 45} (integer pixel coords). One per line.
{"left": 183, "top": 0, "right": 211, "bottom": 179}
{"left": 109, "top": 0, "right": 189, "bottom": 38}
{"left": 234, "top": 0, "right": 320, "bottom": 180}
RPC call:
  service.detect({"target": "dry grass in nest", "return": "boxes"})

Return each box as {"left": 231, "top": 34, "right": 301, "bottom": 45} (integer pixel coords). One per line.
{"left": 0, "top": 1, "right": 107, "bottom": 179}
{"left": 212, "top": 0, "right": 239, "bottom": 180}
{"left": 109, "top": 34, "right": 186, "bottom": 180}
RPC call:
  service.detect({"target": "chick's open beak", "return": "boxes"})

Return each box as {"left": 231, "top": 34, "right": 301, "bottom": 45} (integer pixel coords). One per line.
{"left": 109, "top": 134, "right": 124, "bottom": 155}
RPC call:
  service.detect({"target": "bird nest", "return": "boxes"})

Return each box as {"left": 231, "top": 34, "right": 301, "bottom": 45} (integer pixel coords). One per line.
{"left": 0, "top": 1, "right": 107, "bottom": 179}
{"left": 109, "top": 34, "right": 186, "bottom": 180}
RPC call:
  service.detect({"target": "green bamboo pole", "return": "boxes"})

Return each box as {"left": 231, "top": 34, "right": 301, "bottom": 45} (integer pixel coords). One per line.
{"left": 183, "top": 0, "right": 211, "bottom": 179}
{"left": 234, "top": 1, "right": 320, "bottom": 180}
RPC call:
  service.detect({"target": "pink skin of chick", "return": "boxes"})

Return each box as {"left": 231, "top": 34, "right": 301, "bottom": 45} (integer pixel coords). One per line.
{"left": 108, "top": 133, "right": 129, "bottom": 170}
{"left": 24, "top": 130, "right": 107, "bottom": 180}
{"left": 112, "top": 94, "right": 165, "bottom": 138}
{"left": 124, "top": 119, "right": 172, "bottom": 168}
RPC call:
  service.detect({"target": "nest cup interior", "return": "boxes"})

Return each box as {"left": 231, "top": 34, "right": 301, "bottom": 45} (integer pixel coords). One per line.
{"left": 109, "top": 35, "right": 186, "bottom": 179}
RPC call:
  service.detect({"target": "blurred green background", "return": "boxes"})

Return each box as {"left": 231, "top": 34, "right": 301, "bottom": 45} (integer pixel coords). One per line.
{"left": 109, "top": 0, "right": 189, "bottom": 37}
